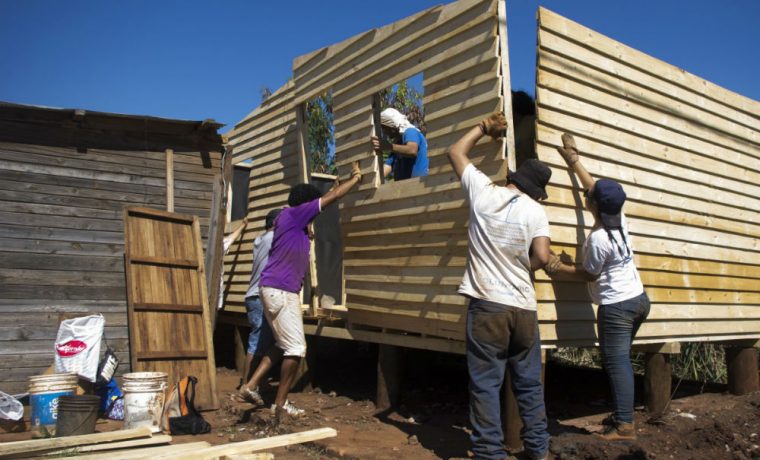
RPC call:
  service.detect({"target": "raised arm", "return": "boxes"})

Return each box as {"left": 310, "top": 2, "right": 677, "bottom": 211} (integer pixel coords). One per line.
{"left": 557, "top": 133, "right": 595, "bottom": 191}
{"left": 226, "top": 217, "right": 248, "bottom": 243}
{"left": 448, "top": 112, "right": 508, "bottom": 179}
{"left": 320, "top": 162, "right": 362, "bottom": 208}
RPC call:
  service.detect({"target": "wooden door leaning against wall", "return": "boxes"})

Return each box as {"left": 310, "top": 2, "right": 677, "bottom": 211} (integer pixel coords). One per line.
{"left": 123, "top": 206, "right": 219, "bottom": 410}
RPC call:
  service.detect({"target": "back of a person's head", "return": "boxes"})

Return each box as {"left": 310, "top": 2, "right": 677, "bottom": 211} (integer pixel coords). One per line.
{"left": 288, "top": 184, "right": 322, "bottom": 207}
{"left": 264, "top": 208, "right": 282, "bottom": 230}
{"left": 511, "top": 90, "right": 536, "bottom": 119}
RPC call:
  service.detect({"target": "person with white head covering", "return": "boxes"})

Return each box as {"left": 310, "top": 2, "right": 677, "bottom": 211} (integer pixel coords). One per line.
{"left": 371, "top": 107, "right": 428, "bottom": 180}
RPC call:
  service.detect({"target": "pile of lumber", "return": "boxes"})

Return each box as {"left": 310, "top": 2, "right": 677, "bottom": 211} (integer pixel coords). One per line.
{"left": 0, "top": 426, "right": 337, "bottom": 459}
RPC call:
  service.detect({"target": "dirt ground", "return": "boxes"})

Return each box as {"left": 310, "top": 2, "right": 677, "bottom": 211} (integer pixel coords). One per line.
{"left": 201, "top": 339, "right": 760, "bottom": 460}
{"left": 2, "top": 339, "right": 759, "bottom": 459}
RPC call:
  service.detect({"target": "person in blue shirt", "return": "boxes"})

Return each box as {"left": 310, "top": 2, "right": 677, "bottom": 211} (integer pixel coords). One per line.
{"left": 371, "top": 108, "right": 428, "bottom": 180}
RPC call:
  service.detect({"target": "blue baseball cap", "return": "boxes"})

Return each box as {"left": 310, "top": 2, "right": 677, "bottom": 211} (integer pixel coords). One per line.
{"left": 592, "top": 179, "right": 626, "bottom": 228}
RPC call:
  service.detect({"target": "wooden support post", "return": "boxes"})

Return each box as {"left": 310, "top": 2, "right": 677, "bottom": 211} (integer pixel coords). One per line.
{"left": 644, "top": 353, "right": 671, "bottom": 418}
{"left": 165, "top": 148, "right": 174, "bottom": 212}
{"left": 233, "top": 325, "right": 247, "bottom": 379}
{"left": 726, "top": 346, "right": 760, "bottom": 395}
{"left": 376, "top": 344, "right": 403, "bottom": 412}
{"left": 635, "top": 342, "right": 678, "bottom": 418}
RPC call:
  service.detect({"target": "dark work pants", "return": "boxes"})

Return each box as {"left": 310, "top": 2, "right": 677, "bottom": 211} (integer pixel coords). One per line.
{"left": 466, "top": 297, "right": 549, "bottom": 460}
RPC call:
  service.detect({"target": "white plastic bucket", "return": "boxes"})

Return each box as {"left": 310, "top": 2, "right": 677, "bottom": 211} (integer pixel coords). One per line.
{"left": 122, "top": 372, "right": 168, "bottom": 433}
{"left": 28, "top": 373, "right": 79, "bottom": 434}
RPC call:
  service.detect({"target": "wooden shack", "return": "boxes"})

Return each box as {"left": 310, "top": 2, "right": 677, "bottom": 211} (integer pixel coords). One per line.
{"left": 221, "top": 0, "right": 759, "bottom": 371}
{"left": 0, "top": 102, "right": 224, "bottom": 394}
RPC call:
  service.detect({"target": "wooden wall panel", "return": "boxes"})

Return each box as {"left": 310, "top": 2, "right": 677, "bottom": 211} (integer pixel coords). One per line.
{"left": 535, "top": 7, "right": 760, "bottom": 345}
{"left": 220, "top": 0, "right": 514, "bottom": 341}
{"left": 292, "top": 0, "right": 510, "bottom": 339}
{"left": 0, "top": 141, "right": 220, "bottom": 393}
{"left": 222, "top": 82, "right": 301, "bottom": 313}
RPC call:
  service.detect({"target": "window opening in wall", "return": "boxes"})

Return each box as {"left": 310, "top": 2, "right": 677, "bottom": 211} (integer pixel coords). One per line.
{"left": 230, "top": 162, "right": 251, "bottom": 221}
{"left": 372, "top": 73, "right": 427, "bottom": 183}
{"left": 305, "top": 90, "right": 336, "bottom": 175}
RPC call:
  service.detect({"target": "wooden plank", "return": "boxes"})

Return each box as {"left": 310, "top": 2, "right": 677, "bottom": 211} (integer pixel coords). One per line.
{"left": 39, "top": 434, "right": 172, "bottom": 456}
{"left": 0, "top": 426, "right": 152, "bottom": 457}
{"left": 496, "top": 0, "right": 515, "bottom": 171}
{"left": 156, "top": 427, "right": 337, "bottom": 460}
{"left": 205, "top": 175, "right": 226, "bottom": 328}
{"left": 132, "top": 302, "right": 204, "bottom": 313}
{"left": 303, "top": 323, "right": 466, "bottom": 355}
{"left": 166, "top": 148, "right": 174, "bottom": 212}
{"left": 536, "top": 86, "right": 760, "bottom": 176}
{"left": 538, "top": 7, "right": 760, "bottom": 120}
{"left": 537, "top": 48, "right": 759, "bottom": 152}
{"left": 129, "top": 255, "right": 199, "bottom": 268}
{"left": 67, "top": 441, "right": 211, "bottom": 460}
{"left": 136, "top": 350, "right": 208, "bottom": 360}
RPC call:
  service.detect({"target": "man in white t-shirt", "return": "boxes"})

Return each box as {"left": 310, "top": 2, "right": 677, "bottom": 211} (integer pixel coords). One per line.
{"left": 447, "top": 112, "right": 552, "bottom": 460}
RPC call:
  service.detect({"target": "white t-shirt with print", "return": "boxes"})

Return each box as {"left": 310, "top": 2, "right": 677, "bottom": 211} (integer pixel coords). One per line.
{"left": 457, "top": 164, "right": 550, "bottom": 311}
{"left": 582, "top": 213, "right": 644, "bottom": 305}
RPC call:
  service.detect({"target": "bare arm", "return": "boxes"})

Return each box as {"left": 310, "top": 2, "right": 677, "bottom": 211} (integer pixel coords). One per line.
{"left": 447, "top": 126, "right": 482, "bottom": 179}
{"left": 544, "top": 251, "right": 599, "bottom": 282}
{"left": 390, "top": 141, "right": 418, "bottom": 157}
{"left": 371, "top": 136, "right": 418, "bottom": 157}
{"left": 383, "top": 163, "right": 392, "bottom": 178}
{"left": 320, "top": 162, "right": 362, "bottom": 208}
{"left": 226, "top": 217, "right": 248, "bottom": 242}
{"left": 448, "top": 112, "right": 508, "bottom": 179}
{"left": 557, "top": 133, "right": 595, "bottom": 190}
{"left": 550, "top": 262, "right": 599, "bottom": 282}
{"left": 529, "top": 236, "right": 551, "bottom": 271}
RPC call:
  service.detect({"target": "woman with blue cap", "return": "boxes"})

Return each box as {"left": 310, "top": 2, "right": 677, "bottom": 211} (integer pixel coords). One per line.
{"left": 545, "top": 133, "right": 650, "bottom": 441}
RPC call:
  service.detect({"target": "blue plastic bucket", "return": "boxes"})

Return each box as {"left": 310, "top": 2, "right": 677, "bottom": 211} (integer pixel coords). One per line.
{"left": 28, "top": 373, "right": 78, "bottom": 434}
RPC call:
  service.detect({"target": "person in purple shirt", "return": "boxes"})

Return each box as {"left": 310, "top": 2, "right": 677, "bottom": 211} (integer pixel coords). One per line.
{"left": 239, "top": 162, "right": 362, "bottom": 423}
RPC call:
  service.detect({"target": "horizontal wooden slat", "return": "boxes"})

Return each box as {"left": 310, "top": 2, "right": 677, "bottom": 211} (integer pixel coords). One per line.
{"left": 132, "top": 302, "right": 204, "bottom": 313}
{"left": 136, "top": 351, "right": 209, "bottom": 360}
{"left": 129, "top": 255, "right": 199, "bottom": 268}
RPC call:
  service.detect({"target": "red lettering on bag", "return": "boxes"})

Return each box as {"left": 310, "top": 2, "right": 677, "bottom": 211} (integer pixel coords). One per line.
{"left": 56, "top": 340, "right": 87, "bottom": 357}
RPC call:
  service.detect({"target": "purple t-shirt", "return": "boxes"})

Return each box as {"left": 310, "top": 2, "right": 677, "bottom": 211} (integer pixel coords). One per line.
{"left": 259, "top": 198, "right": 321, "bottom": 293}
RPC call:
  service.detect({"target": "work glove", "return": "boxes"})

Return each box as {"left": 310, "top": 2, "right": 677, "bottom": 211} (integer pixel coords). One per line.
{"left": 479, "top": 112, "right": 508, "bottom": 139}
{"left": 350, "top": 161, "right": 363, "bottom": 183}
{"left": 543, "top": 251, "right": 563, "bottom": 276}
{"left": 556, "top": 133, "right": 580, "bottom": 166}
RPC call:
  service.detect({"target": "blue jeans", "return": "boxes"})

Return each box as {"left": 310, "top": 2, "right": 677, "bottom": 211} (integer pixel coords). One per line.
{"left": 598, "top": 291, "right": 651, "bottom": 424}
{"left": 466, "top": 297, "right": 549, "bottom": 460}
{"left": 244, "top": 295, "right": 274, "bottom": 356}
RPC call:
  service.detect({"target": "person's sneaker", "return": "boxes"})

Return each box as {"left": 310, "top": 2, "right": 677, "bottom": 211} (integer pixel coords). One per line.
{"left": 596, "top": 421, "right": 636, "bottom": 441}
{"left": 236, "top": 386, "right": 264, "bottom": 406}
{"left": 270, "top": 400, "right": 305, "bottom": 418}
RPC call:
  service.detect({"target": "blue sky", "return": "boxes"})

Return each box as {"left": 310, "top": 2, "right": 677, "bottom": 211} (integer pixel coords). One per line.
{"left": 1, "top": 1, "right": 758, "bottom": 132}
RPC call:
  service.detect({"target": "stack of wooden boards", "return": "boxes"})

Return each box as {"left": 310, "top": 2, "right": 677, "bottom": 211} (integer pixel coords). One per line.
{"left": 0, "top": 426, "right": 337, "bottom": 459}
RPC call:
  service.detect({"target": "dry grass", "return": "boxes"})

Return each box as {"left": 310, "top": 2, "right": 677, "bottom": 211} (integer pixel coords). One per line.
{"left": 551, "top": 343, "right": 728, "bottom": 385}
